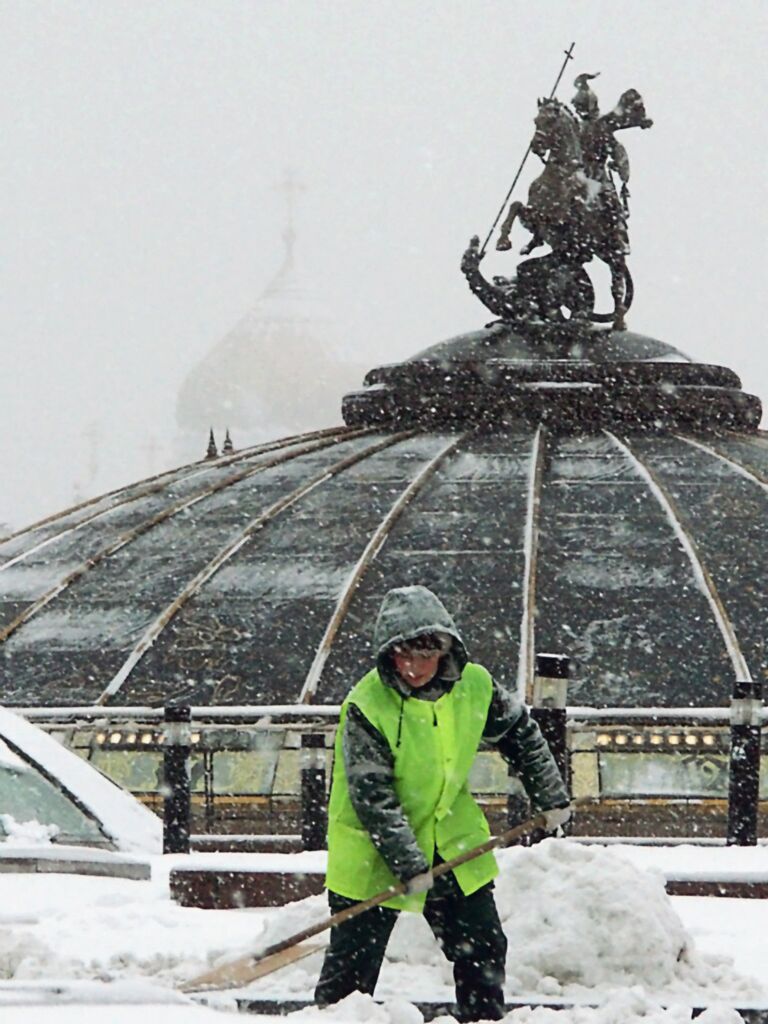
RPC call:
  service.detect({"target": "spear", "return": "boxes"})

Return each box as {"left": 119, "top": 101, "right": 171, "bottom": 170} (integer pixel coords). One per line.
{"left": 479, "top": 42, "right": 576, "bottom": 257}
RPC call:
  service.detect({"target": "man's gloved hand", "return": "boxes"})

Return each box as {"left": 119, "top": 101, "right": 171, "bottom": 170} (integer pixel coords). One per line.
{"left": 403, "top": 868, "right": 434, "bottom": 895}
{"left": 542, "top": 804, "right": 572, "bottom": 832}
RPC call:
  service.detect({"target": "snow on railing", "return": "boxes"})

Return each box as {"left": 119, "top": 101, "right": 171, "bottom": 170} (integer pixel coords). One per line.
{"left": 13, "top": 703, "right": 768, "bottom": 724}
{"left": 13, "top": 704, "right": 343, "bottom": 722}
{"left": 567, "top": 705, "right": 768, "bottom": 723}
{"left": 517, "top": 425, "right": 543, "bottom": 700}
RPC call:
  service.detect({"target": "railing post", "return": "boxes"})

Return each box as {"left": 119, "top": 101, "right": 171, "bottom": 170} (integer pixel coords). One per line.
{"left": 531, "top": 653, "right": 569, "bottom": 783}
{"left": 727, "top": 680, "right": 763, "bottom": 847}
{"left": 530, "top": 653, "right": 570, "bottom": 837}
{"left": 301, "top": 732, "right": 327, "bottom": 851}
{"left": 163, "top": 704, "right": 191, "bottom": 854}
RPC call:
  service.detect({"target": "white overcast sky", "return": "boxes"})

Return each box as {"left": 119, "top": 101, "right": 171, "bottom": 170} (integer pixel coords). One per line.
{"left": 1, "top": 0, "right": 766, "bottom": 529}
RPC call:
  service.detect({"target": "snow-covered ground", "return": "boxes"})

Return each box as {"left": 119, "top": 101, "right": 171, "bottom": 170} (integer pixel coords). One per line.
{"left": 0, "top": 839, "right": 767, "bottom": 1023}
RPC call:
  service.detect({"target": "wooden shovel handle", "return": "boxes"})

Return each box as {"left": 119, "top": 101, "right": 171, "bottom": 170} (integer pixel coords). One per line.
{"left": 254, "top": 812, "right": 547, "bottom": 963}
{"left": 181, "top": 812, "right": 551, "bottom": 992}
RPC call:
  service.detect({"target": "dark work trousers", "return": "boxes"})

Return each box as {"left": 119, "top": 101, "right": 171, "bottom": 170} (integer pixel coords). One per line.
{"left": 314, "top": 868, "right": 507, "bottom": 1023}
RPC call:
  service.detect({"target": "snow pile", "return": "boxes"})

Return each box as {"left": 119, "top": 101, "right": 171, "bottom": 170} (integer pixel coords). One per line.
{"left": 280, "top": 990, "right": 424, "bottom": 1023}
{"left": 197, "top": 891, "right": 331, "bottom": 995}
{"left": 0, "top": 989, "right": 751, "bottom": 1024}
{"left": 247, "top": 841, "right": 764, "bottom": 1009}
{"left": 0, "top": 841, "right": 763, "bottom": 1019}
{"left": 499, "top": 991, "right": 745, "bottom": 1022}
{"left": 0, "top": 814, "right": 59, "bottom": 846}
{"left": 276, "top": 990, "right": 747, "bottom": 1023}
{"left": 0, "top": 874, "right": 263, "bottom": 984}
{"left": 0, "top": 929, "right": 53, "bottom": 980}
{"left": 243, "top": 891, "right": 328, "bottom": 951}
{"left": 375, "top": 840, "right": 762, "bottom": 1004}
{"left": 495, "top": 839, "right": 692, "bottom": 991}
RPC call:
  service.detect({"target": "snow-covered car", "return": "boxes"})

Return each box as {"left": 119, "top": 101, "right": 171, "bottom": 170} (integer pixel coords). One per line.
{"left": 0, "top": 706, "right": 161, "bottom": 876}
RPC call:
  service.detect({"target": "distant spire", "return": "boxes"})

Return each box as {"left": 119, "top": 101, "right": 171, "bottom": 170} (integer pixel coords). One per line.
{"left": 206, "top": 428, "right": 218, "bottom": 460}
{"left": 273, "top": 168, "right": 306, "bottom": 271}
{"left": 84, "top": 420, "right": 101, "bottom": 484}
{"left": 141, "top": 434, "right": 158, "bottom": 476}
{"left": 222, "top": 428, "right": 234, "bottom": 455}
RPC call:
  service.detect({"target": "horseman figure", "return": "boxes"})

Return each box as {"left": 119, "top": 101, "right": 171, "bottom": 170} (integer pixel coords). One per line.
{"left": 464, "top": 74, "right": 652, "bottom": 331}
{"left": 572, "top": 72, "right": 653, "bottom": 258}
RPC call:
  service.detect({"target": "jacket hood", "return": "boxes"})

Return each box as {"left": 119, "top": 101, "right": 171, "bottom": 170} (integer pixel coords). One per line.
{"left": 373, "top": 586, "right": 468, "bottom": 694}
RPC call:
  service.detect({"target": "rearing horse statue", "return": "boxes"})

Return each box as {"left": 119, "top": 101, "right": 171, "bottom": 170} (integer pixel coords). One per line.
{"left": 496, "top": 97, "right": 631, "bottom": 329}
{"left": 490, "top": 89, "right": 651, "bottom": 330}
{"left": 498, "top": 99, "right": 589, "bottom": 259}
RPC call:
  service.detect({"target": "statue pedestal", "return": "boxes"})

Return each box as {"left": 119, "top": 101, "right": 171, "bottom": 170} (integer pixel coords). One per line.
{"left": 342, "top": 324, "right": 762, "bottom": 432}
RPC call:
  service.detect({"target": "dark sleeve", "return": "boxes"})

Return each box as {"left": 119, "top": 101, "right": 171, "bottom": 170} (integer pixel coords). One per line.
{"left": 483, "top": 679, "right": 569, "bottom": 811}
{"left": 341, "top": 704, "right": 430, "bottom": 881}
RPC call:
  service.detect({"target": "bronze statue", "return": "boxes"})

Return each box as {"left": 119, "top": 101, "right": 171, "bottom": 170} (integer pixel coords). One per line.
{"left": 572, "top": 73, "right": 653, "bottom": 250}
{"left": 463, "top": 74, "right": 652, "bottom": 331}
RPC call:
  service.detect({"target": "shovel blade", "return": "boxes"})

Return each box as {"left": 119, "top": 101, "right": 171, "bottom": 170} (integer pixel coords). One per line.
{"left": 181, "top": 940, "right": 324, "bottom": 994}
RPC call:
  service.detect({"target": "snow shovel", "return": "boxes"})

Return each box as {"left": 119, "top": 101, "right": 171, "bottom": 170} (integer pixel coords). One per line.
{"left": 181, "top": 811, "right": 547, "bottom": 994}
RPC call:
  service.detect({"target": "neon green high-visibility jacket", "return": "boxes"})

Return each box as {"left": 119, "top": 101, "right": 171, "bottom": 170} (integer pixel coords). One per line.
{"left": 326, "top": 662, "right": 497, "bottom": 912}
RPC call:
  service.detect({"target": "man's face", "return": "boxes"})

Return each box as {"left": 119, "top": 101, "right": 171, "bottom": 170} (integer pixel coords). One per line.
{"left": 392, "top": 648, "right": 442, "bottom": 688}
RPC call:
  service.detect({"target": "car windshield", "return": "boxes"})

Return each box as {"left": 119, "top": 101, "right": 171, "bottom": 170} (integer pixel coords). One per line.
{"left": 0, "top": 736, "right": 108, "bottom": 847}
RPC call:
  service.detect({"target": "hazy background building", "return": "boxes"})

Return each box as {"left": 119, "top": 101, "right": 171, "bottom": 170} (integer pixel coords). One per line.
{"left": 1, "top": 0, "right": 766, "bottom": 530}
{"left": 175, "top": 176, "right": 365, "bottom": 462}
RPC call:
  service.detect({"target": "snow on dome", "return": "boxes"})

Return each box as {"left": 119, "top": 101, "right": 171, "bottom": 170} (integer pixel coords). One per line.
{"left": 2, "top": 288, "right": 767, "bottom": 843}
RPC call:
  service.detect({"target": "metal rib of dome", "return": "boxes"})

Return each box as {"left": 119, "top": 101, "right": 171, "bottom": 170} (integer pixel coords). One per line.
{"left": 0, "top": 323, "right": 766, "bottom": 714}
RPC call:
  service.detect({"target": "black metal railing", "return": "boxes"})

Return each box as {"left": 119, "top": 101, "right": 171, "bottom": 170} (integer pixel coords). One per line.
{"left": 15, "top": 667, "right": 767, "bottom": 852}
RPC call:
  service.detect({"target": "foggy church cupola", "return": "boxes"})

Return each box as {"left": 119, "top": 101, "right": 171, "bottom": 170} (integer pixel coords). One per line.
{"left": 176, "top": 173, "right": 363, "bottom": 449}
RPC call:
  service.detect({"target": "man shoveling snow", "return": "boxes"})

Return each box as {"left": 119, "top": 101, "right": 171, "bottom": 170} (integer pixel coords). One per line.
{"left": 316, "top": 585, "right": 571, "bottom": 1021}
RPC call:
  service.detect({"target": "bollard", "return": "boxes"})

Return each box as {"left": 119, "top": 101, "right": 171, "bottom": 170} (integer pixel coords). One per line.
{"left": 301, "top": 732, "right": 327, "bottom": 851}
{"left": 163, "top": 705, "right": 191, "bottom": 854}
{"left": 531, "top": 653, "right": 569, "bottom": 785}
{"left": 727, "top": 680, "right": 763, "bottom": 846}
{"left": 528, "top": 653, "right": 570, "bottom": 840}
